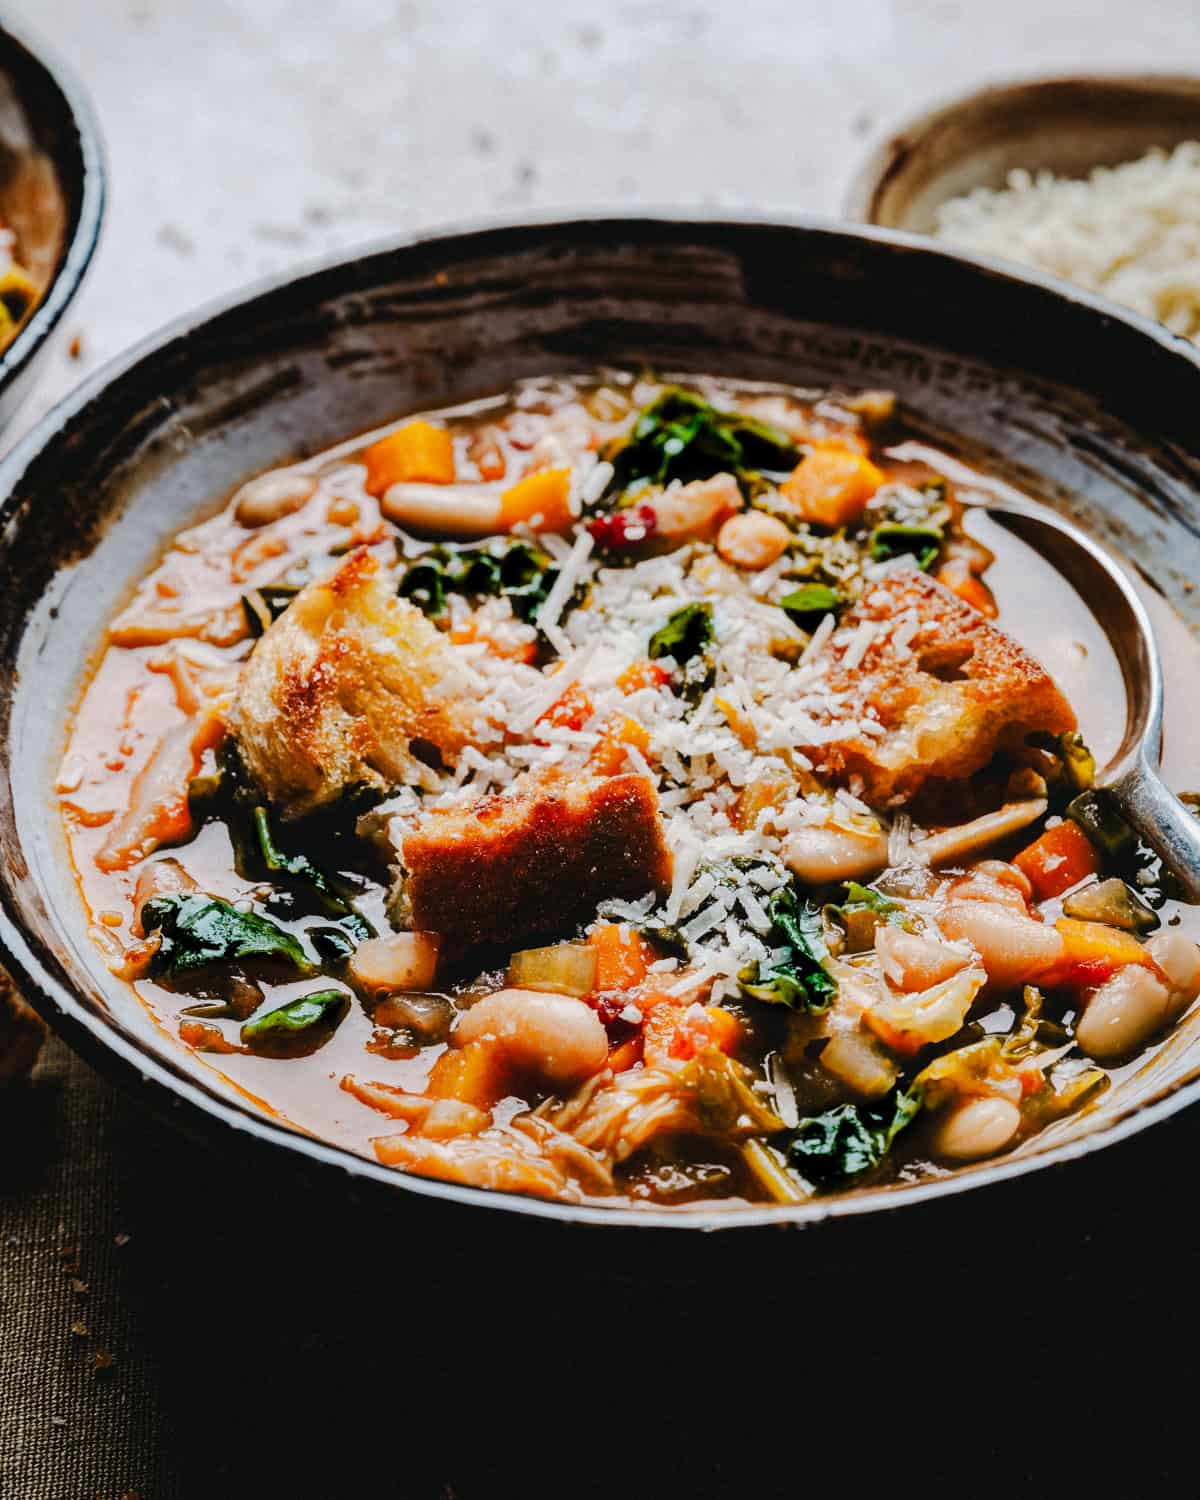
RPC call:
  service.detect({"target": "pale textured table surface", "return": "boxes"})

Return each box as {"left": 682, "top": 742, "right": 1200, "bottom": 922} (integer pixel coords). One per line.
{"left": 9, "top": 0, "right": 1200, "bottom": 438}
{"left": 4, "top": 3, "right": 1200, "bottom": 1496}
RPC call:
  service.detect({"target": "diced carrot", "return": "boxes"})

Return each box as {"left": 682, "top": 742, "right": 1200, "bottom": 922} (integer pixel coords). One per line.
{"left": 498, "top": 467, "right": 573, "bottom": 532}
{"left": 535, "top": 682, "right": 594, "bottom": 738}
{"left": 449, "top": 613, "right": 538, "bottom": 664}
{"left": 668, "top": 1005, "right": 742, "bottom": 1062}
{"left": 936, "top": 561, "right": 998, "bottom": 618}
{"left": 1043, "top": 917, "right": 1152, "bottom": 989}
{"left": 1014, "top": 821, "right": 1102, "bottom": 901}
{"left": 642, "top": 996, "right": 741, "bottom": 1066}
{"left": 425, "top": 1038, "right": 514, "bottom": 1108}
{"left": 589, "top": 715, "right": 651, "bottom": 777}
{"left": 362, "top": 420, "right": 455, "bottom": 494}
{"left": 607, "top": 1036, "right": 643, "bottom": 1073}
{"left": 616, "top": 658, "right": 672, "bottom": 694}
{"left": 779, "top": 443, "right": 883, "bottom": 528}
{"left": 588, "top": 923, "right": 656, "bottom": 990}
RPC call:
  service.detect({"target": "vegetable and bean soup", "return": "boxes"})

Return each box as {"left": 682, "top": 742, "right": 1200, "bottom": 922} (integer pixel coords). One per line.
{"left": 60, "top": 372, "right": 1200, "bottom": 1209}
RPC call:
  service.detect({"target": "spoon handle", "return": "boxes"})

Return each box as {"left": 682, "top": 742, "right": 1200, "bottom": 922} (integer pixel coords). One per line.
{"left": 1109, "top": 759, "right": 1200, "bottom": 904}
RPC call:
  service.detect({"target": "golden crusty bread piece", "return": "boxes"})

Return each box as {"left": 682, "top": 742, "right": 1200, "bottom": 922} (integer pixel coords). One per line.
{"left": 230, "top": 550, "right": 476, "bottom": 817}
{"left": 401, "top": 770, "right": 673, "bottom": 951}
{"left": 803, "top": 568, "right": 1076, "bottom": 802}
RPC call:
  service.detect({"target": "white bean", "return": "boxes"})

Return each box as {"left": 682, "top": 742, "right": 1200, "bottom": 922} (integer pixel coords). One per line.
{"left": 939, "top": 901, "right": 1064, "bottom": 990}
{"left": 349, "top": 932, "right": 440, "bottom": 993}
{"left": 1146, "top": 930, "right": 1200, "bottom": 1008}
{"left": 933, "top": 1097, "right": 1022, "bottom": 1161}
{"left": 1075, "top": 964, "right": 1172, "bottom": 1062}
{"left": 454, "top": 988, "right": 608, "bottom": 1087}
{"left": 380, "top": 481, "right": 504, "bottom": 536}
{"left": 233, "top": 470, "right": 317, "bottom": 527}
{"left": 784, "top": 824, "right": 889, "bottom": 885}
{"left": 875, "top": 925, "right": 969, "bottom": 992}
{"left": 716, "top": 511, "right": 791, "bottom": 570}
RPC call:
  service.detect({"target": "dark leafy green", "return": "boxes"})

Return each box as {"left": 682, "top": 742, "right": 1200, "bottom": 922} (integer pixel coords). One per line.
{"left": 648, "top": 602, "right": 713, "bottom": 664}
{"left": 604, "top": 388, "right": 798, "bottom": 495}
{"left": 396, "top": 539, "right": 567, "bottom": 627}
{"left": 739, "top": 884, "right": 835, "bottom": 1013}
{"left": 869, "top": 521, "right": 942, "bottom": 572}
{"left": 142, "top": 893, "right": 311, "bottom": 977}
{"left": 786, "top": 1086, "right": 923, "bottom": 1189}
{"left": 252, "top": 805, "right": 373, "bottom": 940}
{"left": 779, "top": 582, "right": 842, "bottom": 626}
{"left": 240, "top": 988, "right": 348, "bottom": 1051}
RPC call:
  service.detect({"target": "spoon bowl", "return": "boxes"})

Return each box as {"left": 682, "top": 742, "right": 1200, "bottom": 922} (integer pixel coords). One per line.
{"left": 985, "top": 503, "right": 1200, "bottom": 899}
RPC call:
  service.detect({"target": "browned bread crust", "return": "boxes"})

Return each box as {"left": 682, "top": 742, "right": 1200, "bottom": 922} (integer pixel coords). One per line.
{"left": 231, "top": 550, "right": 475, "bottom": 817}
{"left": 402, "top": 771, "right": 673, "bottom": 950}
{"left": 804, "top": 568, "right": 1076, "bottom": 801}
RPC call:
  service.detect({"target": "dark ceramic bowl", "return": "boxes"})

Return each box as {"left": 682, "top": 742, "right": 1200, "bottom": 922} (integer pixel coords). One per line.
{"left": 2, "top": 216, "right": 1200, "bottom": 1255}
{"left": 0, "top": 18, "right": 103, "bottom": 428}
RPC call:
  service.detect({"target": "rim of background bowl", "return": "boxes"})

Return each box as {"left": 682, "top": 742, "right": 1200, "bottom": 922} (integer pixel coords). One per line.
{"left": 843, "top": 71, "right": 1200, "bottom": 228}
{"left": 0, "top": 17, "right": 105, "bottom": 406}
{"left": 4, "top": 209, "right": 1200, "bottom": 1233}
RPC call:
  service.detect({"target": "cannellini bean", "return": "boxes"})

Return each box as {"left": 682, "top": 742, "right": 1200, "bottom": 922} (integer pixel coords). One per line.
{"left": 380, "top": 481, "right": 505, "bottom": 536}
{"left": 784, "top": 823, "right": 889, "bottom": 884}
{"left": 1075, "top": 964, "right": 1173, "bottom": 1062}
{"left": 949, "top": 860, "right": 1033, "bottom": 907}
{"left": 716, "top": 511, "right": 791, "bottom": 570}
{"left": 1146, "top": 930, "right": 1200, "bottom": 1007}
{"left": 454, "top": 988, "right": 608, "bottom": 1086}
{"left": 933, "top": 1097, "right": 1022, "bottom": 1161}
{"left": 349, "top": 932, "right": 441, "bottom": 993}
{"left": 875, "top": 925, "right": 970, "bottom": 992}
{"left": 131, "top": 858, "right": 197, "bottom": 936}
{"left": 939, "top": 901, "right": 1064, "bottom": 990}
{"left": 646, "top": 473, "right": 740, "bottom": 544}
{"left": 233, "top": 470, "right": 317, "bottom": 527}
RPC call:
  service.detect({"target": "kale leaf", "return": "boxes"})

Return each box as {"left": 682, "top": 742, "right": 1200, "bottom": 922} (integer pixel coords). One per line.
{"left": 142, "top": 893, "right": 312, "bottom": 977}
{"left": 397, "top": 538, "right": 564, "bottom": 626}
{"left": 240, "top": 988, "right": 348, "bottom": 1052}
{"left": 648, "top": 601, "right": 713, "bottom": 664}
{"left": 739, "top": 884, "right": 836, "bottom": 1013}
{"left": 786, "top": 1086, "right": 923, "bottom": 1189}
{"left": 605, "top": 389, "right": 798, "bottom": 495}
{"left": 252, "top": 805, "right": 373, "bottom": 940}
{"left": 869, "top": 521, "right": 943, "bottom": 572}
{"left": 779, "top": 582, "right": 842, "bottom": 626}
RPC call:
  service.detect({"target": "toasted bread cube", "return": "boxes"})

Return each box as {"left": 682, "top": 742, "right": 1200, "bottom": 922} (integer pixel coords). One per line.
{"left": 230, "top": 550, "right": 475, "bottom": 817}
{"left": 803, "top": 568, "right": 1075, "bottom": 802}
{"left": 401, "top": 771, "right": 672, "bottom": 951}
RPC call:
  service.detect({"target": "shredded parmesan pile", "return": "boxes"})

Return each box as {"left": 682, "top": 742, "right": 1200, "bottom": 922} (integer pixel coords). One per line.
{"left": 934, "top": 141, "right": 1200, "bottom": 340}
{"left": 370, "top": 501, "right": 923, "bottom": 1002}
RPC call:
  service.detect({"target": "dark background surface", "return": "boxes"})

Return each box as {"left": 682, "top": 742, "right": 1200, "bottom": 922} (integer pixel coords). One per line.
{"left": 2, "top": 1033, "right": 1195, "bottom": 1499}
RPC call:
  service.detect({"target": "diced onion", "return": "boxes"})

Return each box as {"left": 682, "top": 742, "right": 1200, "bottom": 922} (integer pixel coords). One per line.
{"left": 507, "top": 942, "right": 598, "bottom": 997}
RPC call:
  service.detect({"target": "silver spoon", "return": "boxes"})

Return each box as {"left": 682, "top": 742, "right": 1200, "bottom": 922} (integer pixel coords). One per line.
{"left": 985, "top": 502, "right": 1200, "bottom": 901}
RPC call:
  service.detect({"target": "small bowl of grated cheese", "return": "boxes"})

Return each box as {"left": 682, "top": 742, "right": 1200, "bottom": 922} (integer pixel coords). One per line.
{"left": 846, "top": 74, "right": 1200, "bottom": 342}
